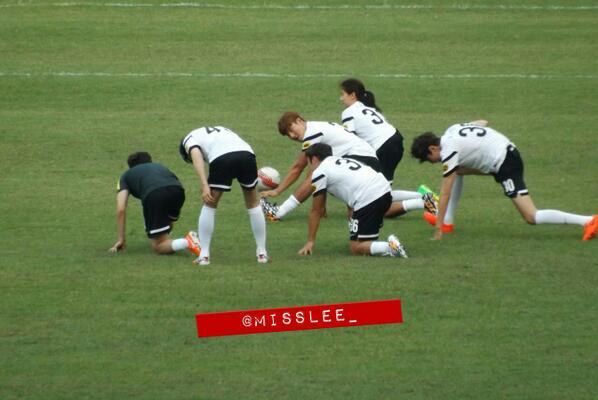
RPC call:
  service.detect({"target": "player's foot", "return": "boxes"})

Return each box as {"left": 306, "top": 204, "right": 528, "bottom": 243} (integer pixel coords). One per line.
{"left": 260, "top": 198, "right": 279, "bottom": 221}
{"left": 422, "top": 192, "right": 438, "bottom": 215}
{"left": 418, "top": 184, "right": 439, "bottom": 202}
{"left": 423, "top": 212, "right": 454, "bottom": 233}
{"left": 257, "top": 253, "right": 270, "bottom": 264}
{"left": 387, "top": 234, "right": 408, "bottom": 258}
{"left": 185, "top": 231, "right": 201, "bottom": 256}
{"left": 582, "top": 215, "right": 598, "bottom": 241}
{"left": 193, "top": 256, "right": 210, "bottom": 266}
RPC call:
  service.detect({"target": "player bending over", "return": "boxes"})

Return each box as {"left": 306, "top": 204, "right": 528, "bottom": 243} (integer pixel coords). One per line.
{"left": 109, "top": 151, "right": 200, "bottom": 256}
{"left": 180, "top": 126, "right": 268, "bottom": 265}
{"left": 260, "top": 111, "right": 435, "bottom": 221}
{"left": 298, "top": 143, "right": 408, "bottom": 258}
{"left": 411, "top": 121, "right": 598, "bottom": 241}
{"left": 340, "top": 78, "right": 424, "bottom": 202}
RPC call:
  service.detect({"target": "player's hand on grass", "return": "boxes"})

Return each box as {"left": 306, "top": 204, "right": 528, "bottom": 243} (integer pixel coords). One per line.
{"left": 298, "top": 241, "right": 314, "bottom": 256}
{"left": 109, "top": 240, "right": 125, "bottom": 253}
{"left": 260, "top": 189, "right": 278, "bottom": 198}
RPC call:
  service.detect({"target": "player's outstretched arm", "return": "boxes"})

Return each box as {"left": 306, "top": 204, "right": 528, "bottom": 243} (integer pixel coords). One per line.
{"left": 298, "top": 192, "right": 327, "bottom": 256}
{"left": 261, "top": 152, "right": 308, "bottom": 198}
{"left": 434, "top": 173, "right": 457, "bottom": 240}
{"left": 190, "top": 148, "right": 214, "bottom": 205}
{"left": 109, "top": 190, "right": 129, "bottom": 253}
{"left": 469, "top": 119, "right": 488, "bottom": 127}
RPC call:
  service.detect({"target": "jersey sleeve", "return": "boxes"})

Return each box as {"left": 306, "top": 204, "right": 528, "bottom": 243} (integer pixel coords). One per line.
{"left": 341, "top": 109, "right": 356, "bottom": 134}
{"left": 311, "top": 170, "right": 327, "bottom": 196}
{"left": 182, "top": 132, "right": 202, "bottom": 157}
{"left": 441, "top": 145, "right": 459, "bottom": 177}
{"left": 301, "top": 132, "right": 324, "bottom": 152}
{"left": 117, "top": 174, "right": 128, "bottom": 192}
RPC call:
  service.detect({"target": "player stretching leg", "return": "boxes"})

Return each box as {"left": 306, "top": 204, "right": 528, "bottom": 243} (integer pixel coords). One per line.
{"left": 411, "top": 121, "right": 598, "bottom": 241}
{"left": 180, "top": 126, "right": 268, "bottom": 265}
{"left": 298, "top": 143, "right": 408, "bottom": 258}
{"left": 109, "top": 152, "right": 200, "bottom": 256}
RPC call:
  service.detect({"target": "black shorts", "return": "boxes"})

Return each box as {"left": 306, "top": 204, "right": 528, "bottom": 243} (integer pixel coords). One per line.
{"left": 142, "top": 185, "right": 185, "bottom": 238}
{"left": 493, "top": 145, "right": 529, "bottom": 198}
{"left": 208, "top": 151, "right": 258, "bottom": 192}
{"left": 376, "top": 131, "right": 404, "bottom": 183}
{"left": 349, "top": 192, "right": 392, "bottom": 241}
{"left": 345, "top": 154, "right": 382, "bottom": 173}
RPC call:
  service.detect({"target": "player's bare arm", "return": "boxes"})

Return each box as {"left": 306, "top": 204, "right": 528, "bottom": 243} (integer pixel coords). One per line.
{"left": 189, "top": 147, "right": 215, "bottom": 205}
{"left": 469, "top": 120, "right": 488, "bottom": 127}
{"left": 298, "top": 192, "right": 327, "bottom": 256}
{"left": 434, "top": 172, "right": 457, "bottom": 240}
{"left": 109, "top": 190, "right": 129, "bottom": 253}
{"left": 261, "top": 152, "right": 308, "bottom": 198}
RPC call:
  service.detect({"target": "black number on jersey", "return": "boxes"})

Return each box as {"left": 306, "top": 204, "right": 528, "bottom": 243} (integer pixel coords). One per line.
{"left": 205, "top": 126, "right": 221, "bottom": 134}
{"left": 335, "top": 158, "right": 362, "bottom": 171}
{"left": 458, "top": 127, "right": 486, "bottom": 137}
{"left": 362, "top": 109, "right": 384, "bottom": 125}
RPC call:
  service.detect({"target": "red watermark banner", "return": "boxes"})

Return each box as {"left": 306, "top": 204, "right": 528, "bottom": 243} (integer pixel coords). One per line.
{"left": 195, "top": 299, "right": 402, "bottom": 338}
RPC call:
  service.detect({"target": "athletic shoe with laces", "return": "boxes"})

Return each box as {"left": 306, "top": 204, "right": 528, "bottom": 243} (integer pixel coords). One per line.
{"left": 417, "top": 184, "right": 439, "bottom": 203}
{"left": 423, "top": 212, "right": 454, "bottom": 233}
{"left": 422, "top": 192, "right": 438, "bottom": 215}
{"left": 387, "top": 234, "right": 408, "bottom": 258}
{"left": 257, "top": 253, "right": 270, "bottom": 264}
{"left": 260, "top": 198, "right": 279, "bottom": 221}
{"left": 582, "top": 215, "right": 598, "bottom": 241}
{"left": 193, "top": 256, "right": 210, "bottom": 266}
{"left": 185, "top": 231, "right": 201, "bottom": 256}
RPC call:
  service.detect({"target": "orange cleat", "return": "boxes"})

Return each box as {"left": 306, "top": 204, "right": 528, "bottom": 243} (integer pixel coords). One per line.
{"left": 582, "top": 215, "right": 598, "bottom": 241}
{"left": 185, "top": 231, "right": 201, "bottom": 256}
{"left": 423, "top": 212, "right": 454, "bottom": 233}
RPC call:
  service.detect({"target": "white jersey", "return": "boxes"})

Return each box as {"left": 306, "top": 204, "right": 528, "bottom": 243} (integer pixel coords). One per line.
{"left": 440, "top": 123, "right": 513, "bottom": 176}
{"left": 311, "top": 156, "right": 390, "bottom": 211}
{"left": 182, "top": 126, "right": 254, "bottom": 163}
{"left": 341, "top": 101, "right": 396, "bottom": 150}
{"left": 301, "top": 121, "right": 377, "bottom": 158}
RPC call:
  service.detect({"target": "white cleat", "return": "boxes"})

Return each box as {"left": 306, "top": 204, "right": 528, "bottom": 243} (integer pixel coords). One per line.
{"left": 387, "top": 234, "right": 408, "bottom": 258}
{"left": 193, "top": 256, "right": 210, "bottom": 266}
{"left": 257, "top": 253, "right": 270, "bottom": 264}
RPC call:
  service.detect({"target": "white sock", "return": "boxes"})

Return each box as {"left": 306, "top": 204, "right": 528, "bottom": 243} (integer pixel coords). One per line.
{"left": 534, "top": 210, "right": 591, "bottom": 226}
{"left": 391, "top": 190, "right": 421, "bottom": 202}
{"left": 171, "top": 238, "right": 188, "bottom": 252}
{"left": 248, "top": 206, "right": 267, "bottom": 256}
{"left": 199, "top": 206, "right": 216, "bottom": 257}
{"left": 277, "top": 195, "right": 300, "bottom": 219}
{"left": 370, "top": 241, "right": 390, "bottom": 255}
{"left": 402, "top": 198, "right": 424, "bottom": 212}
{"left": 445, "top": 175, "right": 463, "bottom": 225}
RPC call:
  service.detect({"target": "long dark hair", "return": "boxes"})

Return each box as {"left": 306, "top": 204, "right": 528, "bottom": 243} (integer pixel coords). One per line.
{"left": 340, "top": 78, "right": 381, "bottom": 112}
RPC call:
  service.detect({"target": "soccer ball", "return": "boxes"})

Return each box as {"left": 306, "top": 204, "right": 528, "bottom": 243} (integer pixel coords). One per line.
{"left": 257, "top": 166, "right": 281, "bottom": 191}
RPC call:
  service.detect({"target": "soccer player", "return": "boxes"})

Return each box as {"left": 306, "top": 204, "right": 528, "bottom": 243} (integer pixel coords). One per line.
{"left": 340, "top": 78, "right": 420, "bottom": 202}
{"left": 260, "top": 111, "right": 434, "bottom": 220}
{"left": 109, "top": 151, "right": 200, "bottom": 256}
{"left": 410, "top": 121, "right": 598, "bottom": 241}
{"left": 179, "top": 126, "right": 268, "bottom": 265}
{"left": 298, "top": 143, "right": 408, "bottom": 257}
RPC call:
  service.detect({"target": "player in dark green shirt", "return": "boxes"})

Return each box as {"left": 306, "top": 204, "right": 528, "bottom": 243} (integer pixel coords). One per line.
{"left": 109, "top": 152, "right": 200, "bottom": 255}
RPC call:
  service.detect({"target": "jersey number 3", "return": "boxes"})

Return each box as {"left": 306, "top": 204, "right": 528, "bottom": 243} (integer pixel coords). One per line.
{"left": 458, "top": 127, "right": 487, "bottom": 137}
{"left": 335, "top": 158, "right": 362, "bottom": 170}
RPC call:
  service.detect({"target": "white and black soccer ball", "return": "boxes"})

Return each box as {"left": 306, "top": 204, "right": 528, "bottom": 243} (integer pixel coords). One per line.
{"left": 257, "top": 166, "right": 281, "bottom": 191}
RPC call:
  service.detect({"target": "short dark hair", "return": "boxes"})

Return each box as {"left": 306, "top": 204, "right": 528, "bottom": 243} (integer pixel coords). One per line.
{"left": 277, "top": 111, "right": 304, "bottom": 136}
{"left": 305, "top": 143, "right": 332, "bottom": 161}
{"left": 411, "top": 132, "right": 440, "bottom": 163}
{"left": 127, "top": 151, "right": 152, "bottom": 168}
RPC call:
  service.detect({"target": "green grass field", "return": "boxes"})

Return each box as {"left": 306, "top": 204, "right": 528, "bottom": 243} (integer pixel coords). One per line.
{"left": 1, "top": 1, "right": 597, "bottom": 399}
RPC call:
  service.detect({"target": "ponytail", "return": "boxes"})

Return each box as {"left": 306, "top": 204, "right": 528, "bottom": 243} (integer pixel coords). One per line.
{"left": 340, "top": 78, "right": 382, "bottom": 112}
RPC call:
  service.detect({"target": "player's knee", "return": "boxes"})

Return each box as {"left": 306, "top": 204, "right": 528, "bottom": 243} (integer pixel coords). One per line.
{"left": 523, "top": 213, "right": 536, "bottom": 225}
{"left": 349, "top": 241, "right": 361, "bottom": 255}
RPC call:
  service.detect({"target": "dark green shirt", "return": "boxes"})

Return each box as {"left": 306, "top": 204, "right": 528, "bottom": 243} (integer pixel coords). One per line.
{"left": 117, "top": 163, "right": 182, "bottom": 201}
